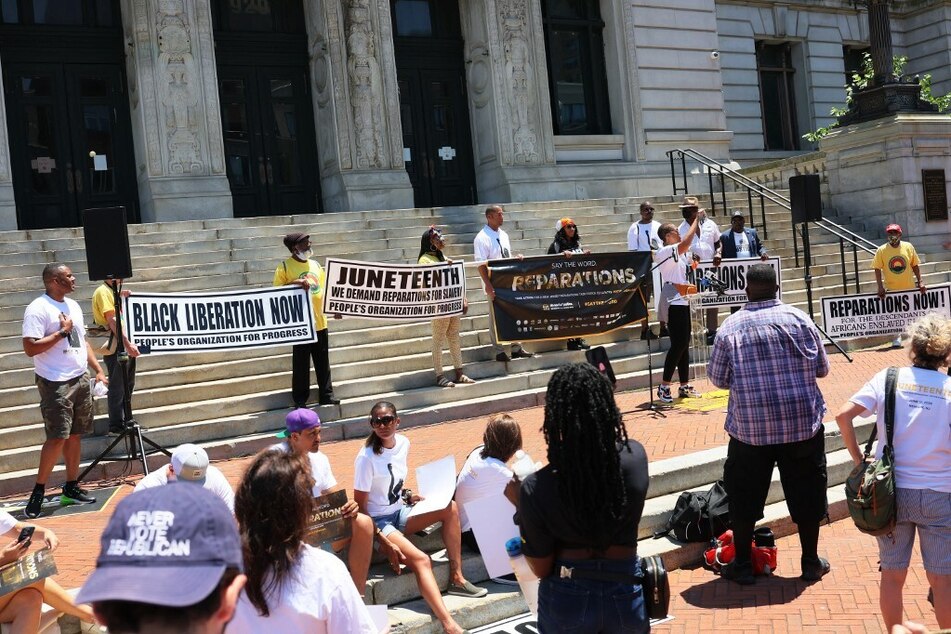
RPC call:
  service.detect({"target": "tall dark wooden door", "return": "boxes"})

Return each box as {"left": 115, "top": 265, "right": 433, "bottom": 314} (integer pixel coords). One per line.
{"left": 398, "top": 68, "right": 476, "bottom": 208}
{"left": 4, "top": 62, "right": 138, "bottom": 229}
{"left": 218, "top": 65, "right": 318, "bottom": 217}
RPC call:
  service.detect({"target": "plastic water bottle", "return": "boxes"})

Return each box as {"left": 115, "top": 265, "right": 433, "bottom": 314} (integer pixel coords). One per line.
{"left": 510, "top": 450, "right": 540, "bottom": 479}
{"left": 505, "top": 537, "right": 539, "bottom": 615}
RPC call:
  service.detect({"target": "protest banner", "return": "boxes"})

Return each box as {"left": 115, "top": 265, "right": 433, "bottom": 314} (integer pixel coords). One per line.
{"left": 303, "top": 490, "right": 352, "bottom": 547}
{"left": 820, "top": 284, "right": 951, "bottom": 340}
{"left": 323, "top": 258, "right": 467, "bottom": 321}
{"left": 123, "top": 286, "right": 317, "bottom": 354}
{"left": 682, "top": 256, "right": 782, "bottom": 308}
{"left": 487, "top": 252, "right": 652, "bottom": 343}
{"left": 0, "top": 549, "right": 57, "bottom": 598}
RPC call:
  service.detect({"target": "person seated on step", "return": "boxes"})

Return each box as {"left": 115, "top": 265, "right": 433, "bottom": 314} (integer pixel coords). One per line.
{"left": 503, "top": 363, "right": 650, "bottom": 634}
{"left": 133, "top": 443, "right": 234, "bottom": 512}
{"left": 454, "top": 413, "right": 523, "bottom": 586}
{"left": 474, "top": 204, "right": 535, "bottom": 363}
{"left": 417, "top": 226, "right": 476, "bottom": 389}
{"left": 77, "top": 485, "right": 247, "bottom": 634}
{"left": 0, "top": 510, "right": 97, "bottom": 632}
{"left": 229, "top": 450, "right": 376, "bottom": 633}
{"left": 354, "top": 401, "right": 486, "bottom": 634}
{"left": 547, "top": 217, "right": 592, "bottom": 351}
{"left": 269, "top": 408, "right": 375, "bottom": 597}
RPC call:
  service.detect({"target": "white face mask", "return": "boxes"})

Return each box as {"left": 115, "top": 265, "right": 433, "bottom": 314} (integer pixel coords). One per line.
{"left": 295, "top": 248, "right": 313, "bottom": 260}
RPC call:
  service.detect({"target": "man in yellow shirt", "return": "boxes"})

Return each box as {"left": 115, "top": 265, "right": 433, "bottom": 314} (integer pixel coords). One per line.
{"left": 91, "top": 279, "right": 140, "bottom": 434}
{"left": 274, "top": 233, "right": 339, "bottom": 407}
{"left": 872, "top": 223, "right": 925, "bottom": 347}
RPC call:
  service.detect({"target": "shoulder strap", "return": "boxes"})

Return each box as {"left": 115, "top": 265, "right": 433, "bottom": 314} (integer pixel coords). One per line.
{"left": 884, "top": 366, "right": 898, "bottom": 448}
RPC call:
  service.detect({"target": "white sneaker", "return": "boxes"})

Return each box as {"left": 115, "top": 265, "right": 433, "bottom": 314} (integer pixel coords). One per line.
{"left": 657, "top": 385, "right": 673, "bottom": 403}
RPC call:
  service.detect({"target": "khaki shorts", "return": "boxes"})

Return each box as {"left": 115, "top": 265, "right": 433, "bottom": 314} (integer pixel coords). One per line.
{"left": 36, "top": 373, "right": 93, "bottom": 440}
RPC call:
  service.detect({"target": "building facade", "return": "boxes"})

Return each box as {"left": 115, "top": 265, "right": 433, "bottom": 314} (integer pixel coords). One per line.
{"left": 0, "top": 0, "right": 947, "bottom": 230}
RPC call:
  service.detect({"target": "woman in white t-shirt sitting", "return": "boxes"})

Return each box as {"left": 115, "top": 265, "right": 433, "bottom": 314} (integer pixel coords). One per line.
{"left": 836, "top": 313, "right": 951, "bottom": 631}
{"left": 354, "top": 401, "right": 486, "bottom": 634}
{"left": 455, "top": 413, "right": 523, "bottom": 552}
{"left": 230, "top": 450, "right": 377, "bottom": 633}
{"left": 654, "top": 210, "right": 701, "bottom": 403}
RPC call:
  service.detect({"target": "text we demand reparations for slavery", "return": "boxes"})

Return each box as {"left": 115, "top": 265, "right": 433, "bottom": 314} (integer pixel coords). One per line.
{"left": 326, "top": 265, "right": 464, "bottom": 317}
{"left": 130, "top": 293, "right": 308, "bottom": 347}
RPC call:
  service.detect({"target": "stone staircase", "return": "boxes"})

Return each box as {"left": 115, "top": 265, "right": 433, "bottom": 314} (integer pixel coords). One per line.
{"left": 5, "top": 195, "right": 949, "bottom": 632}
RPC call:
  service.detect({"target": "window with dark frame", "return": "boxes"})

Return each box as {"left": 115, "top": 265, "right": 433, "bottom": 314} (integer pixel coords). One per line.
{"left": 0, "top": 0, "right": 117, "bottom": 27}
{"left": 843, "top": 45, "right": 870, "bottom": 86}
{"left": 541, "top": 0, "right": 611, "bottom": 135}
{"left": 756, "top": 41, "right": 800, "bottom": 151}
{"left": 210, "top": 0, "right": 304, "bottom": 34}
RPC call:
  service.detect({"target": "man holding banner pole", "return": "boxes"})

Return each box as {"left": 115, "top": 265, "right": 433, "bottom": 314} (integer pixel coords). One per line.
{"left": 274, "top": 233, "right": 339, "bottom": 408}
{"left": 475, "top": 205, "right": 535, "bottom": 363}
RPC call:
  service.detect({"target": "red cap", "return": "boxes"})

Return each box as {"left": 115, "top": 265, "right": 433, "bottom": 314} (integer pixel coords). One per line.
{"left": 885, "top": 223, "right": 902, "bottom": 234}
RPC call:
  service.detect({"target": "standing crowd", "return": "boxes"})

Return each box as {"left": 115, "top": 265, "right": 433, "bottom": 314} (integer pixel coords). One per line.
{"left": 10, "top": 200, "right": 948, "bottom": 633}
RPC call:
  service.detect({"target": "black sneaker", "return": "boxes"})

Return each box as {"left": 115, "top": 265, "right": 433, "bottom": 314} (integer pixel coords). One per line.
{"left": 705, "top": 331, "right": 717, "bottom": 345}
{"left": 659, "top": 325, "right": 670, "bottom": 338}
{"left": 800, "top": 556, "right": 831, "bottom": 581}
{"left": 318, "top": 396, "right": 341, "bottom": 406}
{"left": 640, "top": 329, "right": 658, "bottom": 341}
{"left": 61, "top": 484, "right": 96, "bottom": 506}
{"left": 720, "top": 560, "right": 755, "bottom": 585}
{"left": 566, "top": 338, "right": 590, "bottom": 350}
{"left": 511, "top": 349, "right": 535, "bottom": 359}
{"left": 495, "top": 352, "right": 511, "bottom": 362}
{"left": 24, "top": 489, "right": 45, "bottom": 519}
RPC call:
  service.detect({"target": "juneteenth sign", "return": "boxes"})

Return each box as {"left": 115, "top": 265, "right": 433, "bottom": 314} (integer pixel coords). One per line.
{"left": 488, "top": 251, "right": 652, "bottom": 342}
{"left": 820, "top": 284, "right": 951, "bottom": 340}
{"left": 323, "top": 258, "right": 467, "bottom": 320}
{"left": 123, "top": 286, "right": 317, "bottom": 354}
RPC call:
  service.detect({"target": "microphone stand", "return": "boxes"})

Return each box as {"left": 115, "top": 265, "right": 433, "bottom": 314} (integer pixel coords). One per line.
{"left": 80, "top": 279, "right": 170, "bottom": 481}
{"left": 634, "top": 250, "right": 677, "bottom": 417}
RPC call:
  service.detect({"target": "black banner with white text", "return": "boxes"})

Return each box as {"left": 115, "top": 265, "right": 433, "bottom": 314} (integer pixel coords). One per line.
{"left": 488, "top": 251, "right": 652, "bottom": 342}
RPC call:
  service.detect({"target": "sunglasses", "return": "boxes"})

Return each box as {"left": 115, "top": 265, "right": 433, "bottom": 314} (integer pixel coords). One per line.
{"left": 565, "top": 224, "right": 576, "bottom": 229}
{"left": 642, "top": 208, "right": 655, "bottom": 213}
{"left": 370, "top": 414, "right": 397, "bottom": 427}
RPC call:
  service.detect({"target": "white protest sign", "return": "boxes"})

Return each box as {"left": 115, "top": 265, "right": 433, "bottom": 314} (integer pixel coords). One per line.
{"left": 408, "top": 455, "right": 457, "bottom": 518}
{"left": 820, "top": 284, "right": 951, "bottom": 340}
{"left": 324, "top": 258, "right": 467, "bottom": 321}
{"left": 123, "top": 286, "right": 317, "bottom": 354}
{"left": 685, "top": 256, "right": 782, "bottom": 308}
{"left": 463, "top": 495, "right": 519, "bottom": 579}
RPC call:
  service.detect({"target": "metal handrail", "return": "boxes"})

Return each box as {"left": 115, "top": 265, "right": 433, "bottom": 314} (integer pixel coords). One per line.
{"left": 666, "top": 147, "right": 878, "bottom": 304}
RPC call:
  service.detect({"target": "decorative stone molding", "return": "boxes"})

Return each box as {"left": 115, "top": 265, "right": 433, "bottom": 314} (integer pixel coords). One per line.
{"left": 498, "top": 0, "right": 539, "bottom": 164}
{"left": 346, "top": 0, "right": 386, "bottom": 169}
{"left": 124, "top": 0, "right": 226, "bottom": 178}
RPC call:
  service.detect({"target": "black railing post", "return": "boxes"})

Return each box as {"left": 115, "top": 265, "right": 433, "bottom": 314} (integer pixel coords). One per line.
{"left": 719, "top": 171, "right": 727, "bottom": 216}
{"left": 681, "top": 153, "right": 688, "bottom": 194}
{"left": 669, "top": 152, "right": 677, "bottom": 195}
{"left": 802, "top": 222, "right": 815, "bottom": 321}
{"left": 839, "top": 238, "right": 848, "bottom": 292}
{"left": 747, "top": 188, "right": 754, "bottom": 230}
{"left": 852, "top": 244, "right": 861, "bottom": 293}
{"left": 793, "top": 219, "right": 800, "bottom": 268}
{"left": 759, "top": 193, "right": 768, "bottom": 240}
{"left": 707, "top": 166, "right": 713, "bottom": 206}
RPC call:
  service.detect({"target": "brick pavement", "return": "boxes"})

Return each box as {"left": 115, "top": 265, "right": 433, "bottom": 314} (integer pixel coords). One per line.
{"left": 13, "top": 344, "right": 934, "bottom": 633}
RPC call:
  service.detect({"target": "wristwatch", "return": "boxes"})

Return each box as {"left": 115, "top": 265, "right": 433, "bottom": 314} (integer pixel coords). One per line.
{"left": 59, "top": 329, "right": 69, "bottom": 338}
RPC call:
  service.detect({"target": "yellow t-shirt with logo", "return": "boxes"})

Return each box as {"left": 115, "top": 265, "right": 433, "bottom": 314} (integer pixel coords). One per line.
{"left": 872, "top": 241, "right": 920, "bottom": 291}
{"left": 274, "top": 257, "right": 328, "bottom": 331}
{"left": 91, "top": 283, "right": 116, "bottom": 327}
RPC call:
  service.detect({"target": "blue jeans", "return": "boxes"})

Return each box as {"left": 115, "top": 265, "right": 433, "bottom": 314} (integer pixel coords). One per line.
{"left": 538, "top": 558, "right": 649, "bottom": 633}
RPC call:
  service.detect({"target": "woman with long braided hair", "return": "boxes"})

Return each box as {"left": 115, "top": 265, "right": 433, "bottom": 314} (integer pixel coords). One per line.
{"left": 505, "top": 362, "right": 650, "bottom": 633}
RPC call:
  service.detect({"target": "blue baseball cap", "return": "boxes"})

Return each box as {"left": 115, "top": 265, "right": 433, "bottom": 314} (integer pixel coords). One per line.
{"left": 76, "top": 485, "right": 242, "bottom": 607}
{"left": 276, "top": 407, "right": 321, "bottom": 438}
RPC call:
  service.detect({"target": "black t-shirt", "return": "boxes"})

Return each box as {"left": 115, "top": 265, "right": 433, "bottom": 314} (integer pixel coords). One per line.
{"left": 517, "top": 440, "right": 649, "bottom": 558}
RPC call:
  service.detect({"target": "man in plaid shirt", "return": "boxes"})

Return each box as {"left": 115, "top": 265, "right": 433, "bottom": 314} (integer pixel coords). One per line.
{"left": 708, "top": 264, "right": 831, "bottom": 585}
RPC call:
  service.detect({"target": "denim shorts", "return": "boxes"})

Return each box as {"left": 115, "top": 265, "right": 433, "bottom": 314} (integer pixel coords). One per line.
{"left": 372, "top": 505, "right": 411, "bottom": 537}
{"left": 878, "top": 487, "right": 951, "bottom": 575}
{"left": 537, "top": 557, "right": 649, "bottom": 634}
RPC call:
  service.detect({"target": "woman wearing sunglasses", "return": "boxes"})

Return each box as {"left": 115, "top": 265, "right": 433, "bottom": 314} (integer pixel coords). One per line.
{"left": 353, "top": 401, "right": 485, "bottom": 634}
{"left": 547, "top": 217, "right": 591, "bottom": 351}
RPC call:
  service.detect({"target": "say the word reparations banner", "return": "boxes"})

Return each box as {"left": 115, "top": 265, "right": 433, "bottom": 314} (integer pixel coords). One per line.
{"left": 820, "top": 284, "right": 951, "bottom": 340}
{"left": 123, "top": 286, "right": 317, "bottom": 354}
{"left": 323, "top": 258, "right": 467, "bottom": 320}
{"left": 488, "top": 251, "right": 652, "bottom": 343}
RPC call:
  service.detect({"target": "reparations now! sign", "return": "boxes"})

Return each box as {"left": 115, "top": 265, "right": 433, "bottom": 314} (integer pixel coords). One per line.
{"left": 323, "top": 258, "right": 467, "bottom": 320}
{"left": 820, "top": 284, "right": 951, "bottom": 340}
{"left": 123, "top": 286, "right": 317, "bottom": 354}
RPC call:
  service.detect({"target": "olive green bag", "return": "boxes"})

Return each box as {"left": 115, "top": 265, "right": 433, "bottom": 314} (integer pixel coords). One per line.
{"left": 844, "top": 366, "right": 897, "bottom": 537}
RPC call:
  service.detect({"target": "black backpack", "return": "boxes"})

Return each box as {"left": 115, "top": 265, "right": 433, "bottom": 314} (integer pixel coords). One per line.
{"left": 654, "top": 481, "right": 730, "bottom": 543}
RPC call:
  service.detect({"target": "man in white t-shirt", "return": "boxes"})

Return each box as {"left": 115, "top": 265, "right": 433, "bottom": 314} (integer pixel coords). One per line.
{"left": 627, "top": 201, "right": 663, "bottom": 341}
{"left": 21, "top": 263, "right": 107, "bottom": 519}
{"left": 134, "top": 443, "right": 235, "bottom": 512}
{"left": 474, "top": 204, "right": 535, "bottom": 363}
{"left": 271, "top": 408, "right": 375, "bottom": 597}
{"left": 676, "top": 197, "right": 722, "bottom": 344}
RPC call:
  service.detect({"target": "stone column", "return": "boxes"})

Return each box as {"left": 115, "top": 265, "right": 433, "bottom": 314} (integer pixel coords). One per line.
{"left": 0, "top": 53, "right": 17, "bottom": 231}
{"left": 120, "top": 0, "right": 232, "bottom": 223}
{"left": 304, "top": 0, "right": 413, "bottom": 212}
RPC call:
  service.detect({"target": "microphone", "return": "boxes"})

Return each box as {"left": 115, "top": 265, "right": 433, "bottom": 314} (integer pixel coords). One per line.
{"left": 700, "top": 270, "right": 728, "bottom": 296}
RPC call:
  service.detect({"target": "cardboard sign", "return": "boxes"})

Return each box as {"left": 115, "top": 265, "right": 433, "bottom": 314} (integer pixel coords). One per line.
{"left": 303, "top": 490, "right": 352, "bottom": 547}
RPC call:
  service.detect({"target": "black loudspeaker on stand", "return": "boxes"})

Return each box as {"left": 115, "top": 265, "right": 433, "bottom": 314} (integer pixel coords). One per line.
{"left": 789, "top": 174, "right": 822, "bottom": 224}
{"left": 79, "top": 207, "right": 169, "bottom": 481}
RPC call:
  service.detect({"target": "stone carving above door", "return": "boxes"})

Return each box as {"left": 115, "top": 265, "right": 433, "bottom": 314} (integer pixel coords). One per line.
{"left": 346, "top": 0, "right": 386, "bottom": 169}
{"left": 499, "top": 0, "right": 539, "bottom": 165}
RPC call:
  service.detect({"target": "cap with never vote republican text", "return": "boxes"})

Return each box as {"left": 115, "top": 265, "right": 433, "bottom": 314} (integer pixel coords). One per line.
{"left": 75, "top": 485, "right": 242, "bottom": 607}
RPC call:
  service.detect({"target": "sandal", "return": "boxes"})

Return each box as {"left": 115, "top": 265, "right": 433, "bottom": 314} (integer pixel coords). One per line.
{"left": 455, "top": 374, "right": 476, "bottom": 384}
{"left": 436, "top": 375, "right": 456, "bottom": 388}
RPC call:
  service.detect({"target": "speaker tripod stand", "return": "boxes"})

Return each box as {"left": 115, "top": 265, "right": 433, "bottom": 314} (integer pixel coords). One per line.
{"left": 79, "top": 280, "right": 169, "bottom": 481}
